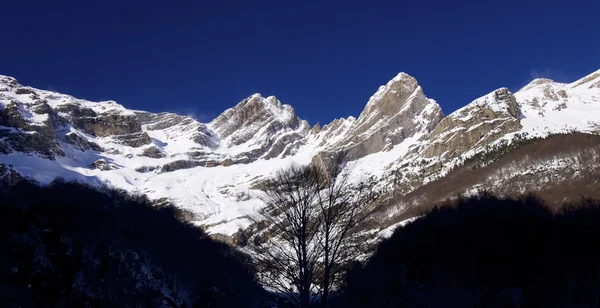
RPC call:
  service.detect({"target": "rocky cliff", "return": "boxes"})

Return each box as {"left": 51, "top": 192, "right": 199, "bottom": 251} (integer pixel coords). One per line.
{"left": 422, "top": 88, "right": 521, "bottom": 159}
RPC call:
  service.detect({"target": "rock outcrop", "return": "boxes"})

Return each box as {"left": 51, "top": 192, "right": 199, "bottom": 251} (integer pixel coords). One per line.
{"left": 64, "top": 132, "right": 103, "bottom": 151}
{"left": 0, "top": 100, "right": 64, "bottom": 159}
{"left": 137, "top": 111, "right": 219, "bottom": 148}
{"left": 91, "top": 159, "right": 116, "bottom": 171}
{"left": 113, "top": 132, "right": 152, "bottom": 147}
{"left": 72, "top": 112, "right": 143, "bottom": 137}
{"left": 139, "top": 146, "right": 166, "bottom": 158}
{"left": 422, "top": 88, "right": 521, "bottom": 159}
{"left": 160, "top": 160, "right": 201, "bottom": 173}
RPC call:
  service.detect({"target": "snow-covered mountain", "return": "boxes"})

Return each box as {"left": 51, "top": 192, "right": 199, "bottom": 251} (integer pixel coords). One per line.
{"left": 1, "top": 70, "right": 599, "bottom": 238}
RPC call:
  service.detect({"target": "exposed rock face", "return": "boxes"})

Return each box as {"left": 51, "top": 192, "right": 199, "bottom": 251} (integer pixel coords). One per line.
{"left": 310, "top": 123, "right": 321, "bottom": 134}
{"left": 209, "top": 94, "right": 310, "bottom": 159}
{"left": 137, "top": 111, "right": 219, "bottom": 149}
{"left": 422, "top": 88, "right": 521, "bottom": 159}
{"left": 113, "top": 132, "right": 152, "bottom": 147}
{"left": 309, "top": 151, "right": 340, "bottom": 180}
{"left": 64, "top": 132, "right": 103, "bottom": 151}
{"left": 139, "top": 146, "right": 166, "bottom": 158}
{"left": 160, "top": 160, "right": 201, "bottom": 173}
{"left": 314, "top": 73, "right": 444, "bottom": 160}
{"left": 72, "top": 112, "right": 143, "bottom": 137}
{"left": 211, "top": 95, "right": 293, "bottom": 144}
{"left": 137, "top": 112, "right": 193, "bottom": 130}
{"left": 56, "top": 104, "right": 98, "bottom": 118}
{"left": 0, "top": 76, "right": 20, "bottom": 88}
{"left": 553, "top": 102, "right": 568, "bottom": 111}
{"left": 557, "top": 89, "right": 568, "bottom": 98}
{"left": 0, "top": 101, "right": 31, "bottom": 129}
{"left": 0, "top": 129, "right": 63, "bottom": 158}
{"left": 312, "top": 117, "right": 355, "bottom": 149}
{"left": 192, "top": 128, "right": 219, "bottom": 148}
{"left": 91, "top": 159, "right": 116, "bottom": 171}
{"left": 263, "top": 133, "right": 307, "bottom": 159}
{"left": 0, "top": 78, "right": 161, "bottom": 159}
{"left": 0, "top": 101, "right": 64, "bottom": 159}
{"left": 135, "top": 165, "right": 159, "bottom": 173}
{"left": 62, "top": 106, "right": 152, "bottom": 147}
{"left": 15, "top": 88, "right": 36, "bottom": 96}
{"left": 543, "top": 86, "right": 561, "bottom": 101}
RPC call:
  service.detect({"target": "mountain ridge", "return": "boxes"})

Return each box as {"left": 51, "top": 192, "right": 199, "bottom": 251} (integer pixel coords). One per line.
{"left": 0, "top": 69, "right": 599, "bottom": 238}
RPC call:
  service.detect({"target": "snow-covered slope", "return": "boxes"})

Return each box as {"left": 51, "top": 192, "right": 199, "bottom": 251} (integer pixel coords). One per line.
{"left": 516, "top": 69, "right": 600, "bottom": 136}
{"left": 1, "top": 70, "right": 599, "bottom": 238}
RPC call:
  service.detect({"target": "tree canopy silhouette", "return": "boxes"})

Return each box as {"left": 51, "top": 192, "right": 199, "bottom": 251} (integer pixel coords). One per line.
{"left": 248, "top": 152, "right": 383, "bottom": 307}
{"left": 0, "top": 179, "right": 264, "bottom": 307}
{"left": 338, "top": 193, "right": 600, "bottom": 307}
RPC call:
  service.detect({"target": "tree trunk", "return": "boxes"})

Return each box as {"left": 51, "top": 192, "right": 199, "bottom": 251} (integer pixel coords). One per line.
{"left": 300, "top": 230, "right": 310, "bottom": 308}
{"left": 300, "top": 287, "right": 310, "bottom": 308}
{"left": 321, "top": 229, "right": 331, "bottom": 307}
{"left": 321, "top": 267, "right": 330, "bottom": 307}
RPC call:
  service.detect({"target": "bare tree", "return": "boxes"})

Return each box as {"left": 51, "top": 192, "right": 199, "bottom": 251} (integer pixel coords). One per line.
{"left": 249, "top": 152, "right": 384, "bottom": 307}
{"left": 251, "top": 165, "right": 323, "bottom": 307}
{"left": 315, "top": 153, "right": 381, "bottom": 307}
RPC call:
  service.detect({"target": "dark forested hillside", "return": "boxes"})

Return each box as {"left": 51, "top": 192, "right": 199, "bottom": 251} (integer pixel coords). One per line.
{"left": 5, "top": 178, "right": 600, "bottom": 307}
{"left": 339, "top": 194, "right": 600, "bottom": 307}
{"left": 0, "top": 179, "right": 264, "bottom": 307}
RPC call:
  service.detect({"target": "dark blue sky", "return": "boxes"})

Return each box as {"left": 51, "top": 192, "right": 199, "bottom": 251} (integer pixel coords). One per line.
{"left": 1, "top": 0, "right": 598, "bottom": 125}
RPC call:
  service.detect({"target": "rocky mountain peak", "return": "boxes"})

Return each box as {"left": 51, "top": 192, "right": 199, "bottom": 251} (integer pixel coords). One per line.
{"left": 311, "top": 117, "right": 356, "bottom": 148}
{"left": 228, "top": 93, "right": 294, "bottom": 118}
{"left": 320, "top": 72, "right": 443, "bottom": 160}
{"left": 209, "top": 93, "right": 306, "bottom": 147}
{"left": 492, "top": 88, "right": 521, "bottom": 119}
{"left": 0, "top": 75, "right": 21, "bottom": 88}
{"left": 358, "top": 72, "right": 421, "bottom": 120}
{"left": 519, "top": 78, "right": 556, "bottom": 92}
{"left": 321, "top": 117, "right": 355, "bottom": 131}
{"left": 310, "top": 122, "right": 321, "bottom": 134}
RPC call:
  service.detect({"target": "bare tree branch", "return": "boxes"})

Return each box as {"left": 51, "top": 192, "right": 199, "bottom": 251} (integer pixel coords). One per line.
{"left": 247, "top": 153, "right": 387, "bottom": 307}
